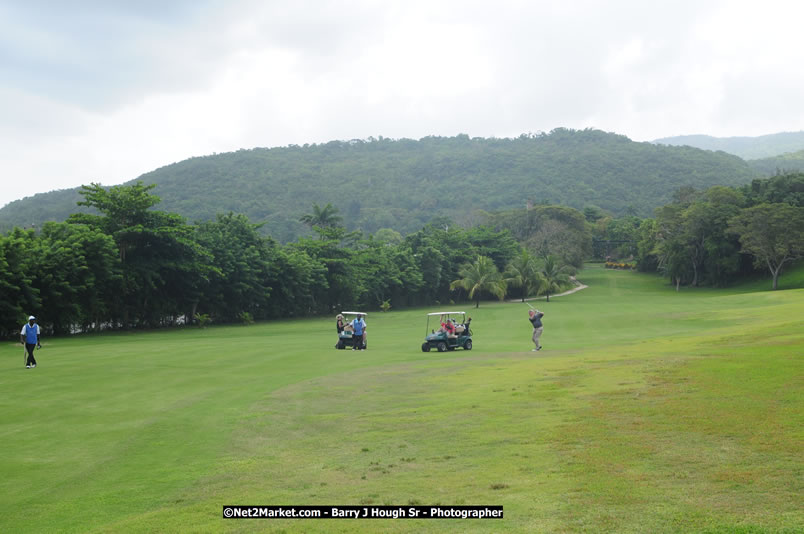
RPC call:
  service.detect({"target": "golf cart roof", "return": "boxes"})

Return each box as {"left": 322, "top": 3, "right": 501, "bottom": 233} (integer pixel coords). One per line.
{"left": 426, "top": 311, "right": 466, "bottom": 316}
{"left": 341, "top": 311, "right": 367, "bottom": 315}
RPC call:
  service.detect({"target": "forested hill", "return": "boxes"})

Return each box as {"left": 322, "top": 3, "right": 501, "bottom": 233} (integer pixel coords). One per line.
{"left": 1, "top": 129, "right": 757, "bottom": 241}
{"left": 747, "top": 149, "right": 804, "bottom": 175}
{"left": 653, "top": 131, "right": 804, "bottom": 160}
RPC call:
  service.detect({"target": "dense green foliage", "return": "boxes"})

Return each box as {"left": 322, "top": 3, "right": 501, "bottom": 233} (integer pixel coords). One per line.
{"left": 0, "top": 129, "right": 757, "bottom": 240}
{"left": 729, "top": 203, "right": 804, "bottom": 289}
{"left": 483, "top": 204, "right": 591, "bottom": 269}
{"left": 67, "top": 183, "right": 211, "bottom": 328}
{"left": 654, "top": 131, "right": 804, "bottom": 159}
{"left": 628, "top": 172, "right": 804, "bottom": 289}
{"left": 1, "top": 184, "right": 565, "bottom": 337}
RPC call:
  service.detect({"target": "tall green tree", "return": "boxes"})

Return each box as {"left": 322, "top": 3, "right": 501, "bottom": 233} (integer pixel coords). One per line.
{"left": 654, "top": 204, "right": 692, "bottom": 289}
{"left": 450, "top": 255, "right": 507, "bottom": 308}
{"left": 405, "top": 220, "right": 472, "bottom": 305}
{"left": 351, "top": 239, "right": 424, "bottom": 310}
{"left": 299, "top": 203, "right": 344, "bottom": 232}
{"left": 697, "top": 186, "right": 744, "bottom": 286}
{"left": 594, "top": 215, "right": 641, "bottom": 259}
{"left": 31, "top": 222, "right": 121, "bottom": 335}
{"left": 649, "top": 186, "right": 745, "bottom": 288}
{"left": 68, "top": 182, "right": 209, "bottom": 327}
{"left": 68, "top": 182, "right": 161, "bottom": 263}
{"left": 634, "top": 218, "right": 660, "bottom": 272}
{"left": 729, "top": 203, "right": 804, "bottom": 289}
{"left": 291, "top": 227, "right": 358, "bottom": 313}
{"left": 0, "top": 228, "right": 38, "bottom": 336}
{"left": 539, "top": 255, "right": 571, "bottom": 302}
{"left": 268, "top": 247, "right": 328, "bottom": 317}
{"left": 504, "top": 249, "right": 545, "bottom": 302}
{"left": 486, "top": 205, "right": 591, "bottom": 269}
{"left": 741, "top": 171, "right": 804, "bottom": 208}
{"left": 463, "top": 226, "right": 520, "bottom": 272}
{"left": 194, "top": 213, "right": 275, "bottom": 321}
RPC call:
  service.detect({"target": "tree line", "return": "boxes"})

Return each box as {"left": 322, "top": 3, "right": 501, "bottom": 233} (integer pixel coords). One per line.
{"left": 589, "top": 171, "right": 804, "bottom": 290}
{"left": 0, "top": 183, "right": 576, "bottom": 338}
{"left": 3, "top": 172, "right": 799, "bottom": 338}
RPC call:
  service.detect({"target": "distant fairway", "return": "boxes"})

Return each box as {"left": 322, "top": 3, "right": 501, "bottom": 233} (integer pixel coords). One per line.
{"left": 1, "top": 265, "right": 802, "bottom": 533}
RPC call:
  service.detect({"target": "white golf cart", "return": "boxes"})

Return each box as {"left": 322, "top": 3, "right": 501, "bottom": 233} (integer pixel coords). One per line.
{"left": 336, "top": 311, "right": 368, "bottom": 350}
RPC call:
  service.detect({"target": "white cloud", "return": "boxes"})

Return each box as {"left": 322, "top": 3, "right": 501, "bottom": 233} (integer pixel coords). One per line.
{"left": 2, "top": 0, "right": 804, "bottom": 208}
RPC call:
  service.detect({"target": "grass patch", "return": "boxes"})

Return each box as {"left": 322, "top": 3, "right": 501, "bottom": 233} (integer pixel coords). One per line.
{"left": 0, "top": 265, "right": 801, "bottom": 532}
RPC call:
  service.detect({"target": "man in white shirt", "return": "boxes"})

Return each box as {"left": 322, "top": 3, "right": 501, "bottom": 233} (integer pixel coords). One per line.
{"left": 20, "top": 316, "right": 41, "bottom": 368}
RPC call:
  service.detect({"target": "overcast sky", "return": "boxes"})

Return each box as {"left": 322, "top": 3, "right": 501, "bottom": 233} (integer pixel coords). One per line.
{"left": 2, "top": 0, "right": 804, "bottom": 208}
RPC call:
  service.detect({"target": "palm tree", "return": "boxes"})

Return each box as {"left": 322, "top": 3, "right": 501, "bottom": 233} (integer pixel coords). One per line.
{"left": 539, "top": 255, "right": 571, "bottom": 302}
{"left": 299, "top": 203, "right": 343, "bottom": 229}
{"left": 504, "top": 249, "right": 545, "bottom": 302}
{"left": 450, "top": 255, "right": 507, "bottom": 308}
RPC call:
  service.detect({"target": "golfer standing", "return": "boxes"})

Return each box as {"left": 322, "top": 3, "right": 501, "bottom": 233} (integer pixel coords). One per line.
{"left": 336, "top": 314, "right": 345, "bottom": 334}
{"left": 21, "top": 316, "right": 41, "bottom": 368}
{"left": 528, "top": 309, "right": 544, "bottom": 351}
{"left": 351, "top": 314, "right": 366, "bottom": 351}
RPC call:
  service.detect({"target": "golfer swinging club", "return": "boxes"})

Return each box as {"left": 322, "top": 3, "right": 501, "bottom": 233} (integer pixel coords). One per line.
{"left": 21, "top": 315, "right": 41, "bottom": 369}
{"left": 528, "top": 308, "right": 544, "bottom": 351}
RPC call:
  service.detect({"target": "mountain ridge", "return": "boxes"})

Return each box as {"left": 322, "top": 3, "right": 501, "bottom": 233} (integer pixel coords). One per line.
{"left": 1, "top": 129, "right": 758, "bottom": 241}
{"left": 653, "top": 131, "right": 804, "bottom": 160}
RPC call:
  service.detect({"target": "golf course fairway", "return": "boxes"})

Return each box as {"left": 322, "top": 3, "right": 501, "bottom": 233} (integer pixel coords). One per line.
{"left": 1, "top": 264, "right": 802, "bottom": 533}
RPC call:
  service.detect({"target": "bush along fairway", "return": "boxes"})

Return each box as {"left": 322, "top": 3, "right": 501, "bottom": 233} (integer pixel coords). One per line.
{"left": 0, "top": 264, "right": 802, "bottom": 533}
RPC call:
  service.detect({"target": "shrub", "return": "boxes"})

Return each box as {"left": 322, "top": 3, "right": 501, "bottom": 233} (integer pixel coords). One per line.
{"left": 194, "top": 313, "right": 211, "bottom": 328}
{"left": 605, "top": 261, "right": 636, "bottom": 270}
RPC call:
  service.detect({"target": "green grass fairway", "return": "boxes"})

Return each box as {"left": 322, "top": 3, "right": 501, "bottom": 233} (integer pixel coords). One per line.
{"left": 1, "top": 265, "right": 802, "bottom": 533}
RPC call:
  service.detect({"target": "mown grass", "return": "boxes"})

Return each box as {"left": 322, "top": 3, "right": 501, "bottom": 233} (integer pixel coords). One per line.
{"left": 0, "top": 264, "right": 801, "bottom": 533}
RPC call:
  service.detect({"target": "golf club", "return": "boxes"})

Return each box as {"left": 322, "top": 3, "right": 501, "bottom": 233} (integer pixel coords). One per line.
{"left": 23, "top": 343, "right": 27, "bottom": 366}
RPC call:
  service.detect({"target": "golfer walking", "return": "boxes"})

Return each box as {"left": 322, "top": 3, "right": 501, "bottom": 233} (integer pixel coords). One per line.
{"left": 21, "top": 316, "right": 41, "bottom": 368}
{"left": 528, "top": 309, "right": 544, "bottom": 351}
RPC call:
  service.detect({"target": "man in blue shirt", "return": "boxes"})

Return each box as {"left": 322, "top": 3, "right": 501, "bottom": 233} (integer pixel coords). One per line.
{"left": 351, "top": 314, "right": 366, "bottom": 351}
{"left": 20, "top": 316, "right": 41, "bottom": 368}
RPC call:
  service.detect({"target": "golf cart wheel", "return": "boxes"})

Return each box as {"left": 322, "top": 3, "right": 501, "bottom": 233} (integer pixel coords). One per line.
{"left": 464, "top": 339, "right": 472, "bottom": 350}
{"left": 421, "top": 343, "right": 430, "bottom": 352}
{"left": 337, "top": 340, "right": 345, "bottom": 349}
{"left": 436, "top": 342, "right": 447, "bottom": 352}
